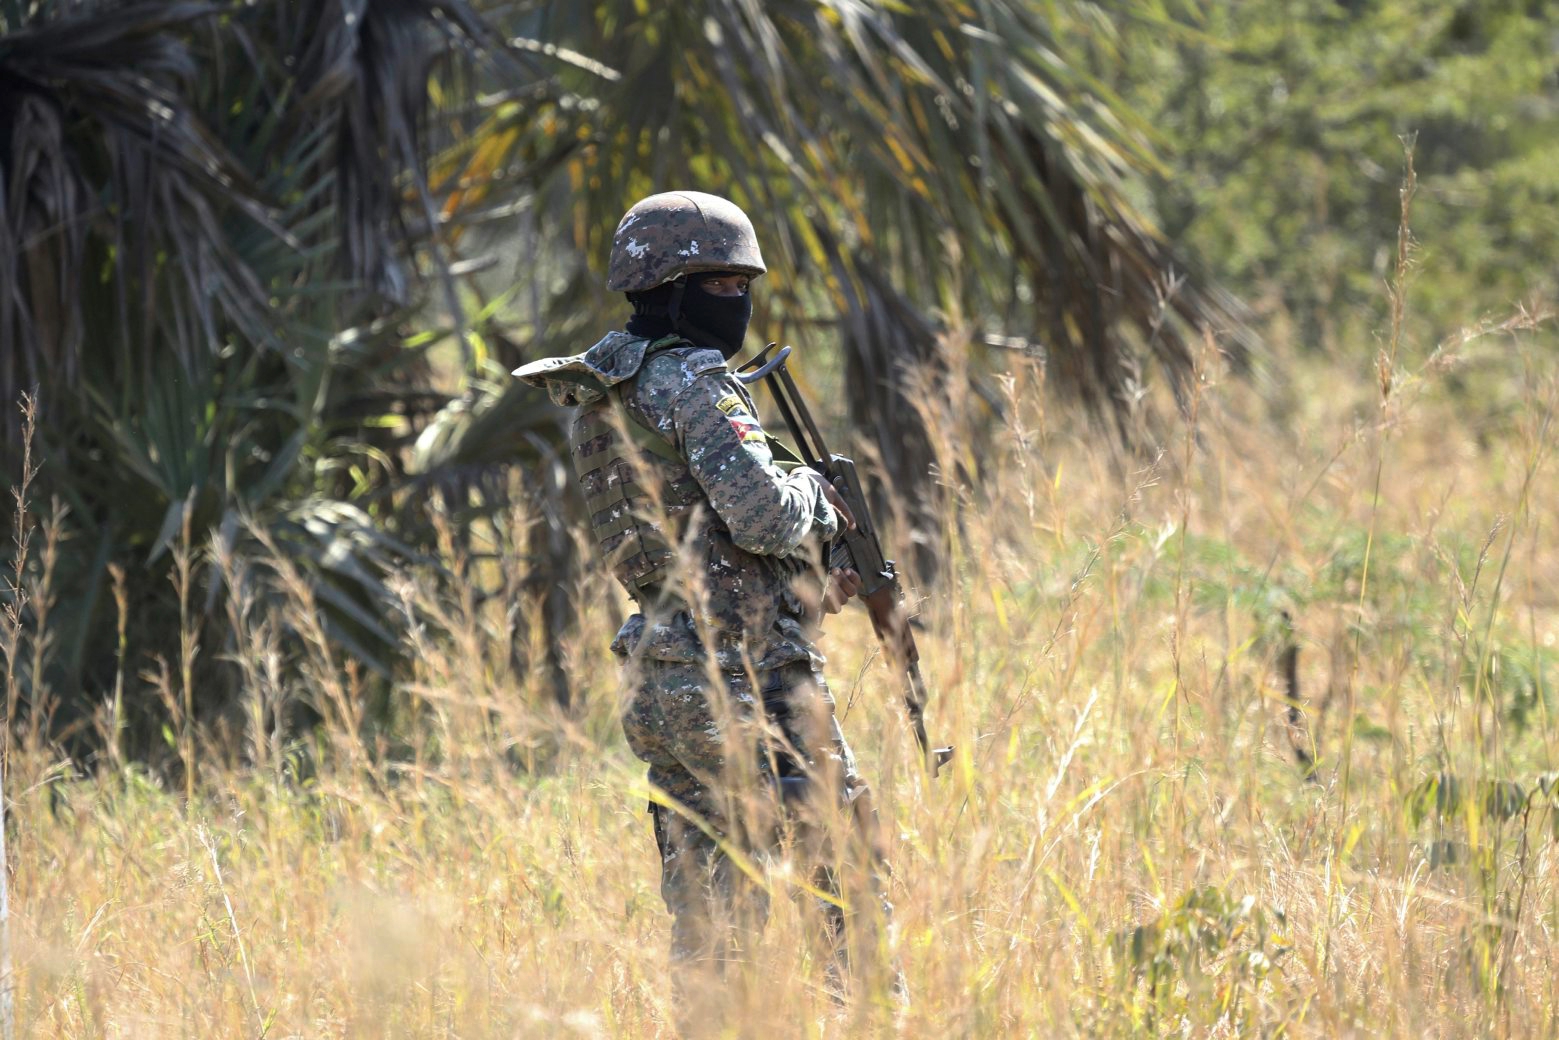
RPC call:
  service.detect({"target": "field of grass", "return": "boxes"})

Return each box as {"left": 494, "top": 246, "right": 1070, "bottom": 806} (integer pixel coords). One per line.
{"left": 9, "top": 305, "right": 1559, "bottom": 1038}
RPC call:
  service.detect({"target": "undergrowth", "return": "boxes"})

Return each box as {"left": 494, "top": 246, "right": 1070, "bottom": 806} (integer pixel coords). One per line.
{"left": 7, "top": 307, "right": 1559, "bottom": 1037}
{"left": 5, "top": 205, "right": 1559, "bottom": 1037}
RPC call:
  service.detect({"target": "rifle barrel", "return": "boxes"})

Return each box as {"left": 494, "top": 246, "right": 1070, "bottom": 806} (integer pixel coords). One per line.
{"left": 775, "top": 363, "right": 832, "bottom": 468}
{"left": 768, "top": 377, "right": 818, "bottom": 467}
{"left": 751, "top": 345, "right": 953, "bottom": 778}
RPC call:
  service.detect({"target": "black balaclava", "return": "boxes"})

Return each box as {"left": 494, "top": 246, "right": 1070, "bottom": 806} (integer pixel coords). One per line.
{"left": 624, "top": 273, "right": 752, "bottom": 358}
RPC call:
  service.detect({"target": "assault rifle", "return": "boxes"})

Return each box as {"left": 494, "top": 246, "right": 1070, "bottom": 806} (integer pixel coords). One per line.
{"left": 736, "top": 344, "right": 954, "bottom": 778}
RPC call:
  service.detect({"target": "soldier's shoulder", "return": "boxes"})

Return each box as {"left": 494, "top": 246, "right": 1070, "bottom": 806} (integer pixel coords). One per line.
{"left": 634, "top": 342, "right": 729, "bottom": 398}
{"left": 512, "top": 331, "right": 653, "bottom": 406}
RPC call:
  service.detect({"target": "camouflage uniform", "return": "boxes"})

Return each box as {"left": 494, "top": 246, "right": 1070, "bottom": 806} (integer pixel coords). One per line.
{"left": 517, "top": 329, "right": 892, "bottom": 1027}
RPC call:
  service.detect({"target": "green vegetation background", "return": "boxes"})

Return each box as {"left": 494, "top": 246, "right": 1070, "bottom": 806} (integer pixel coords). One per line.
{"left": 5, "top": 4, "right": 1559, "bottom": 1034}
{"left": 1, "top": 0, "right": 1555, "bottom": 758}
{"left": 1120, "top": 0, "right": 1557, "bottom": 351}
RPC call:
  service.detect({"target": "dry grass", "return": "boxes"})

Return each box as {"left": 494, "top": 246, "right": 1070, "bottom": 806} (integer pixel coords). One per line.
{"left": 8, "top": 309, "right": 1559, "bottom": 1039}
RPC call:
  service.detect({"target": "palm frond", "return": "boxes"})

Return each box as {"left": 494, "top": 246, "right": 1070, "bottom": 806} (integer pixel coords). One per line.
{"left": 501, "top": 0, "right": 1258, "bottom": 435}
{"left": 0, "top": 0, "right": 559, "bottom": 745}
{"left": 289, "top": 0, "right": 540, "bottom": 311}
{"left": 0, "top": 1, "right": 279, "bottom": 448}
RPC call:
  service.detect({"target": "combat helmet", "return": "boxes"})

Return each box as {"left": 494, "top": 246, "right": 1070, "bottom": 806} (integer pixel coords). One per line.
{"left": 606, "top": 191, "right": 766, "bottom": 293}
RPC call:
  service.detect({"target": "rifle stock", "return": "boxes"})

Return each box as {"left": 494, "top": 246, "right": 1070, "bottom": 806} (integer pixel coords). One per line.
{"left": 736, "top": 345, "right": 954, "bottom": 777}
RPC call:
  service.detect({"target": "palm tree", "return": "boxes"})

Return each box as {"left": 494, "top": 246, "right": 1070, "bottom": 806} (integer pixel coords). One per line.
{"left": 0, "top": 0, "right": 551, "bottom": 751}
{"left": 455, "top": 1, "right": 1257, "bottom": 574}
{"left": 1, "top": 0, "right": 1255, "bottom": 755}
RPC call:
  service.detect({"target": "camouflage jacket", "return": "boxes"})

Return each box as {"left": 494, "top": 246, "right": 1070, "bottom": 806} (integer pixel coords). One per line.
{"left": 516, "top": 331, "right": 840, "bottom": 671}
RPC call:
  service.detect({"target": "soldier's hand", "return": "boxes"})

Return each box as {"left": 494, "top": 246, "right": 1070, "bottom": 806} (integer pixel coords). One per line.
{"left": 824, "top": 567, "right": 862, "bottom": 614}
{"left": 798, "top": 468, "right": 856, "bottom": 531}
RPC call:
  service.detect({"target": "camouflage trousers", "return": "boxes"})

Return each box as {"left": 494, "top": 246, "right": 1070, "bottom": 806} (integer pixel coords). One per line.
{"left": 622, "top": 656, "right": 895, "bottom": 1033}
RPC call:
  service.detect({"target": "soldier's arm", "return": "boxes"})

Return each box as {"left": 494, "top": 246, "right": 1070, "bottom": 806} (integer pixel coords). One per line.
{"left": 668, "top": 374, "right": 841, "bottom": 557}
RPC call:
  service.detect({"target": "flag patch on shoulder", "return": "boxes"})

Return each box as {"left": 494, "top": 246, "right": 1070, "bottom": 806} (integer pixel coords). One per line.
{"left": 713, "top": 391, "right": 764, "bottom": 444}
{"left": 728, "top": 416, "right": 766, "bottom": 445}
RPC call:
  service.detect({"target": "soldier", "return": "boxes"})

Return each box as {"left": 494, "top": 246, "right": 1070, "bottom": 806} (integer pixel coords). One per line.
{"left": 515, "top": 191, "right": 897, "bottom": 1033}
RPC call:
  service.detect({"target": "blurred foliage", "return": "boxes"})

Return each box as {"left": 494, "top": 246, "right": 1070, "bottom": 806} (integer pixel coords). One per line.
{"left": 1113, "top": 885, "right": 1291, "bottom": 1032}
{"left": 1133, "top": 511, "right": 1557, "bottom": 760}
{"left": 3, "top": 0, "right": 1554, "bottom": 761}
{"left": 1403, "top": 768, "right": 1559, "bottom": 1001}
{"left": 1, "top": 0, "right": 1253, "bottom": 757}
{"left": 0, "top": 0, "right": 560, "bottom": 754}
{"left": 1112, "top": 0, "right": 1559, "bottom": 353}
{"left": 1404, "top": 770, "right": 1556, "bottom": 834}
{"left": 465, "top": 0, "right": 1260, "bottom": 549}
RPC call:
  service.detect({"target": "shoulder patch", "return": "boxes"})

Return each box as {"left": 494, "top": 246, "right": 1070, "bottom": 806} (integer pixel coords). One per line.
{"left": 729, "top": 415, "right": 766, "bottom": 445}
{"left": 725, "top": 407, "right": 765, "bottom": 445}
{"left": 706, "top": 387, "right": 765, "bottom": 444}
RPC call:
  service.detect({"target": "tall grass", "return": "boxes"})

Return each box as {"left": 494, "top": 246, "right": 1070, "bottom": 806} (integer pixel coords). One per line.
{"left": 6, "top": 295, "right": 1559, "bottom": 1037}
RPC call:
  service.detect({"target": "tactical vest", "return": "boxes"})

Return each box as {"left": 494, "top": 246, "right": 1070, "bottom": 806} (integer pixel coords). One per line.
{"left": 514, "top": 331, "right": 714, "bottom": 597}
{"left": 572, "top": 396, "right": 701, "bottom": 595}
